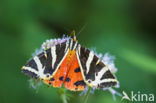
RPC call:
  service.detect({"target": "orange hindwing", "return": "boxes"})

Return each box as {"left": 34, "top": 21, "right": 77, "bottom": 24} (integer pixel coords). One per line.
{"left": 43, "top": 50, "right": 86, "bottom": 91}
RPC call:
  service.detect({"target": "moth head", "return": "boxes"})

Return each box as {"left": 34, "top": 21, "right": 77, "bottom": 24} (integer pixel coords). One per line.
{"left": 70, "top": 30, "right": 77, "bottom": 42}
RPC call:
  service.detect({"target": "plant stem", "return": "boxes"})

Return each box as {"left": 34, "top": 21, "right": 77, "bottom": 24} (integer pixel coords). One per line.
{"left": 57, "top": 88, "right": 68, "bottom": 103}
{"left": 82, "top": 87, "right": 92, "bottom": 103}
{"left": 61, "top": 94, "right": 68, "bottom": 103}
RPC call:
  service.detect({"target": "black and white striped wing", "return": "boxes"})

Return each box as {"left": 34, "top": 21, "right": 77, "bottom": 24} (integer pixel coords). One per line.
{"left": 21, "top": 41, "right": 70, "bottom": 80}
{"left": 76, "top": 45, "right": 117, "bottom": 88}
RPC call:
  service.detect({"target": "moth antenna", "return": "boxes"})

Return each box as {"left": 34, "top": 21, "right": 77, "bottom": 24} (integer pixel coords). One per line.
{"left": 76, "top": 22, "right": 88, "bottom": 38}
{"left": 70, "top": 23, "right": 87, "bottom": 42}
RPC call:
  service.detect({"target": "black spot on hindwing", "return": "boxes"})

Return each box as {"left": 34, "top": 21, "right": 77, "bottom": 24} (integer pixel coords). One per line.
{"left": 74, "top": 80, "right": 86, "bottom": 87}
{"left": 74, "top": 68, "right": 80, "bottom": 72}
{"left": 50, "top": 78, "right": 55, "bottom": 81}
{"left": 59, "top": 76, "right": 64, "bottom": 81}
{"left": 65, "top": 78, "right": 70, "bottom": 82}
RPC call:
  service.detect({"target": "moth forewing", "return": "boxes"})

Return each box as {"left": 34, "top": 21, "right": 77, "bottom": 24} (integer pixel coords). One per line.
{"left": 22, "top": 40, "right": 70, "bottom": 81}
{"left": 76, "top": 45, "right": 117, "bottom": 88}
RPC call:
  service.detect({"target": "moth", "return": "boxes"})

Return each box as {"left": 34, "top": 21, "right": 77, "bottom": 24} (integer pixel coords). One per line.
{"left": 21, "top": 33, "right": 117, "bottom": 91}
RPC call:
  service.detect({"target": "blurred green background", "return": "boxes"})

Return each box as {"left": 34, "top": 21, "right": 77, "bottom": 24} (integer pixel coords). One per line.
{"left": 0, "top": 0, "right": 156, "bottom": 103}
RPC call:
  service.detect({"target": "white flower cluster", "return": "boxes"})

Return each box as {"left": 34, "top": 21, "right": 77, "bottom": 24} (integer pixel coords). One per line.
{"left": 94, "top": 52, "right": 117, "bottom": 74}
{"left": 41, "top": 35, "right": 70, "bottom": 50}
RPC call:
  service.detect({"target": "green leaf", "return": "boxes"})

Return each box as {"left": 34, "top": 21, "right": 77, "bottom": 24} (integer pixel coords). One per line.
{"left": 121, "top": 49, "right": 156, "bottom": 73}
